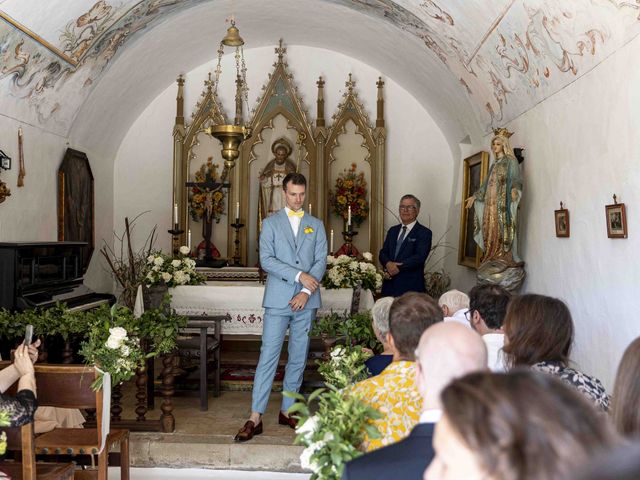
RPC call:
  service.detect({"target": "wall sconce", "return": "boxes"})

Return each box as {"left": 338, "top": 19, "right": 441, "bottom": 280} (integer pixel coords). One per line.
{"left": 0, "top": 150, "right": 11, "bottom": 170}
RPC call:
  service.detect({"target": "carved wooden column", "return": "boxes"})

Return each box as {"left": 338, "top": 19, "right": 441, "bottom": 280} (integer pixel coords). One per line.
{"left": 372, "top": 77, "right": 387, "bottom": 262}
{"left": 160, "top": 352, "right": 176, "bottom": 432}
{"left": 134, "top": 340, "right": 149, "bottom": 422}
{"left": 173, "top": 75, "right": 187, "bottom": 245}
{"left": 315, "top": 76, "right": 328, "bottom": 223}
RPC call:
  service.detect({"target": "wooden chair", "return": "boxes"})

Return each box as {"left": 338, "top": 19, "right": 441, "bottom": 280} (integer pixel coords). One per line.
{"left": 29, "top": 364, "right": 129, "bottom": 480}
{"left": 1, "top": 415, "right": 75, "bottom": 480}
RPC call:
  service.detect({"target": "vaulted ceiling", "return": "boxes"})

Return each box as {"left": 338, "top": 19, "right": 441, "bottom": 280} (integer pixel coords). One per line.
{"left": 1, "top": 0, "right": 639, "bottom": 154}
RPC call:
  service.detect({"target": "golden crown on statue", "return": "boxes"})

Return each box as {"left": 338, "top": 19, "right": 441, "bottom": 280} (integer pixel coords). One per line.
{"left": 493, "top": 127, "right": 514, "bottom": 138}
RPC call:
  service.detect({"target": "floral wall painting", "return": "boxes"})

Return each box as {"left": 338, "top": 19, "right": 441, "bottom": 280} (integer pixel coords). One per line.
{"left": 458, "top": 151, "right": 489, "bottom": 268}
{"left": 555, "top": 202, "right": 570, "bottom": 238}
{"left": 606, "top": 195, "right": 627, "bottom": 239}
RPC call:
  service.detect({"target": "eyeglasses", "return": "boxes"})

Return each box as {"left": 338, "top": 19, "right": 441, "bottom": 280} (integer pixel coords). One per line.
{"left": 399, "top": 205, "right": 417, "bottom": 211}
{"left": 464, "top": 309, "right": 475, "bottom": 321}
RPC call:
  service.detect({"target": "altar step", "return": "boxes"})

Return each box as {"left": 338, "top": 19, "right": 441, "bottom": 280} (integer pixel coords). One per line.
{"left": 124, "top": 391, "right": 306, "bottom": 473}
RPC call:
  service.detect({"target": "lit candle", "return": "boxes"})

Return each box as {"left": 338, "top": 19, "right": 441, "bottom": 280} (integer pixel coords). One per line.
{"left": 347, "top": 206, "right": 352, "bottom": 227}
{"left": 308, "top": 203, "right": 312, "bottom": 216}
{"left": 236, "top": 201, "right": 240, "bottom": 221}
{"left": 173, "top": 203, "right": 178, "bottom": 225}
{"left": 18, "top": 127, "right": 22, "bottom": 138}
{"left": 188, "top": 229, "right": 192, "bottom": 250}
{"left": 330, "top": 229, "right": 334, "bottom": 253}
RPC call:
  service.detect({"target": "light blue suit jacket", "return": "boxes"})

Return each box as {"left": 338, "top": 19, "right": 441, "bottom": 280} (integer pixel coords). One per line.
{"left": 260, "top": 209, "right": 327, "bottom": 310}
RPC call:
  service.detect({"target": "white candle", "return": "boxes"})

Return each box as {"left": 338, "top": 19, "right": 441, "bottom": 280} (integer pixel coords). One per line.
{"left": 347, "top": 206, "right": 352, "bottom": 227}
{"left": 173, "top": 203, "right": 178, "bottom": 225}
{"left": 235, "top": 201, "right": 240, "bottom": 220}
{"left": 330, "top": 229, "right": 334, "bottom": 253}
{"left": 308, "top": 203, "right": 312, "bottom": 216}
{"left": 188, "top": 229, "right": 192, "bottom": 250}
{"left": 18, "top": 127, "right": 22, "bottom": 137}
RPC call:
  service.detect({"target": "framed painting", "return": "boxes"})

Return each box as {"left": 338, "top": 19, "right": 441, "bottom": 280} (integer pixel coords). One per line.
{"left": 458, "top": 151, "right": 489, "bottom": 268}
{"left": 555, "top": 203, "right": 570, "bottom": 238}
{"left": 605, "top": 198, "right": 627, "bottom": 239}
{"left": 57, "top": 148, "right": 95, "bottom": 271}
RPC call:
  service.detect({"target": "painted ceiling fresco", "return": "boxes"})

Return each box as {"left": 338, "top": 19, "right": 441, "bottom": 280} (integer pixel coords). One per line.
{"left": 1, "top": 0, "right": 640, "bottom": 138}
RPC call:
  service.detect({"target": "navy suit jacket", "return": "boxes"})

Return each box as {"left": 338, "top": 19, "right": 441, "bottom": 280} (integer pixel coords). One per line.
{"left": 341, "top": 422, "right": 436, "bottom": 480}
{"left": 379, "top": 222, "right": 432, "bottom": 297}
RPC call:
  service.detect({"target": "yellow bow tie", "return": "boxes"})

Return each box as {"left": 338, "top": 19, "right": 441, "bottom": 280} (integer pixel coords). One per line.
{"left": 288, "top": 210, "right": 304, "bottom": 218}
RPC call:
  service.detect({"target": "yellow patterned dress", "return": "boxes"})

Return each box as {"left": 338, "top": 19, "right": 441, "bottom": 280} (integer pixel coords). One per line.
{"left": 349, "top": 360, "right": 421, "bottom": 451}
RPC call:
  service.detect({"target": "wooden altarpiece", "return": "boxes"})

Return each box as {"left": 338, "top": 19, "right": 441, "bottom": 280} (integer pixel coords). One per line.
{"left": 322, "top": 75, "right": 386, "bottom": 259}
{"left": 172, "top": 74, "right": 227, "bottom": 248}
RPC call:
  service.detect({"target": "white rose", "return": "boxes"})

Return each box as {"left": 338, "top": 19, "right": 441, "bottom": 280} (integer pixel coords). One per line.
{"left": 161, "top": 272, "right": 172, "bottom": 282}
{"left": 106, "top": 336, "right": 122, "bottom": 349}
{"left": 154, "top": 257, "right": 164, "bottom": 267}
{"left": 171, "top": 259, "right": 181, "bottom": 268}
{"left": 363, "top": 252, "right": 373, "bottom": 261}
{"left": 295, "top": 415, "right": 318, "bottom": 438}
{"left": 147, "top": 255, "right": 155, "bottom": 263}
{"left": 179, "top": 246, "right": 190, "bottom": 255}
{"left": 109, "top": 327, "right": 128, "bottom": 341}
{"left": 299, "top": 445, "right": 314, "bottom": 471}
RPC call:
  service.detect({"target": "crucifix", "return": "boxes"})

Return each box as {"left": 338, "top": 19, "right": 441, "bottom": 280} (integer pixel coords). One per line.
{"left": 185, "top": 175, "right": 230, "bottom": 268}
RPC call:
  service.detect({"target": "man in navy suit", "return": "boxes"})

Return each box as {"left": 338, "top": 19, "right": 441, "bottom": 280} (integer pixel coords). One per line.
{"left": 341, "top": 322, "right": 488, "bottom": 480}
{"left": 379, "top": 194, "right": 432, "bottom": 297}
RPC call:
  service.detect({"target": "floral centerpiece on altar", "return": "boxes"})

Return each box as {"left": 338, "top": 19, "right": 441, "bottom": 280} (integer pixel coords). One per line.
{"left": 322, "top": 253, "right": 382, "bottom": 292}
{"left": 189, "top": 157, "right": 225, "bottom": 223}
{"left": 329, "top": 163, "right": 369, "bottom": 227}
{"left": 144, "top": 246, "right": 205, "bottom": 288}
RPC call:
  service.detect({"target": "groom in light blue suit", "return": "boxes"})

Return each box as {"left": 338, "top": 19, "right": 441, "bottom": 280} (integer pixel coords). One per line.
{"left": 235, "top": 172, "right": 327, "bottom": 442}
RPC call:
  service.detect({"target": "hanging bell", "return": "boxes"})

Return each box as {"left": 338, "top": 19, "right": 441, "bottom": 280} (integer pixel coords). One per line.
{"left": 222, "top": 21, "right": 244, "bottom": 47}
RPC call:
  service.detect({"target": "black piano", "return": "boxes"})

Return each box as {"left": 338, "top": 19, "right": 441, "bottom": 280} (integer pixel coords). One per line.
{"left": 0, "top": 241, "right": 115, "bottom": 312}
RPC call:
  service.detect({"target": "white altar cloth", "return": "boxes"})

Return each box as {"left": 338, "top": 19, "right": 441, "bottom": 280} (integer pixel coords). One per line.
{"left": 167, "top": 282, "right": 374, "bottom": 335}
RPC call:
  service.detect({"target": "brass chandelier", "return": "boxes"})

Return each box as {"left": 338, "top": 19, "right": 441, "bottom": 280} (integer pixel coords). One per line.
{"left": 205, "top": 19, "right": 252, "bottom": 182}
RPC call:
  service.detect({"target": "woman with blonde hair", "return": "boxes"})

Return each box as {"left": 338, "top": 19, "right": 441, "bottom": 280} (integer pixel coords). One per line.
{"left": 612, "top": 336, "right": 640, "bottom": 437}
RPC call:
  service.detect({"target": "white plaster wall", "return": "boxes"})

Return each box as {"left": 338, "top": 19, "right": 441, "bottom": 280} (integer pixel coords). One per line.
{"left": 446, "top": 34, "right": 640, "bottom": 389}
{"left": 114, "top": 46, "right": 454, "bottom": 267}
{"left": 0, "top": 114, "right": 112, "bottom": 292}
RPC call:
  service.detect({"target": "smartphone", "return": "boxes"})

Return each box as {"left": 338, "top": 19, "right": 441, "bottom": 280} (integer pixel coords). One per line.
{"left": 24, "top": 324, "right": 33, "bottom": 346}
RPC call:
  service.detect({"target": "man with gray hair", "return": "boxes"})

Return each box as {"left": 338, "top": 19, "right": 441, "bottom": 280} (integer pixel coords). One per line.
{"left": 438, "top": 289, "right": 470, "bottom": 328}
{"left": 342, "top": 322, "right": 487, "bottom": 480}
{"left": 364, "top": 297, "right": 394, "bottom": 376}
{"left": 378, "top": 194, "right": 432, "bottom": 297}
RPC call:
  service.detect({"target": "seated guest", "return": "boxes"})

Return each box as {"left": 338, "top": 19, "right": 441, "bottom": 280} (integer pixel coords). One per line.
{"left": 467, "top": 284, "right": 511, "bottom": 372}
{"left": 425, "top": 370, "right": 619, "bottom": 480}
{"left": 438, "top": 289, "right": 470, "bottom": 328}
{"left": 364, "top": 297, "right": 394, "bottom": 376}
{"left": 612, "top": 336, "right": 640, "bottom": 437}
{"left": 0, "top": 344, "right": 38, "bottom": 428}
{"left": 342, "top": 322, "right": 487, "bottom": 480}
{"left": 349, "top": 292, "right": 442, "bottom": 451}
{"left": 571, "top": 442, "right": 640, "bottom": 480}
{"left": 503, "top": 294, "right": 610, "bottom": 410}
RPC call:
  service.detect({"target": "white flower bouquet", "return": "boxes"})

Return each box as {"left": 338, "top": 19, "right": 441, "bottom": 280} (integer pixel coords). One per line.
{"left": 79, "top": 305, "right": 147, "bottom": 390}
{"left": 322, "top": 254, "right": 382, "bottom": 291}
{"left": 317, "top": 344, "right": 372, "bottom": 389}
{"left": 144, "top": 246, "right": 205, "bottom": 288}
{"left": 286, "top": 386, "right": 382, "bottom": 479}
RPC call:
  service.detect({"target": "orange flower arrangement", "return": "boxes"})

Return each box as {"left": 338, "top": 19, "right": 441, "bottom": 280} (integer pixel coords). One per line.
{"left": 329, "top": 163, "right": 369, "bottom": 227}
{"left": 189, "top": 158, "right": 225, "bottom": 223}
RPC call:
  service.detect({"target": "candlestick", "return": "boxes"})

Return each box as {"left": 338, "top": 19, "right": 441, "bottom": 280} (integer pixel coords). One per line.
{"left": 188, "top": 229, "right": 192, "bottom": 250}
{"left": 173, "top": 203, "right": 178, "bottom": 225}
{"left": 235, "top": 201, "right": 240, "bottom": 221}
{"left": 308, "top": 203, "right": 312, "bottom": 216}
{"left": 347, "top": 206, "right": 352, "bottom": 227}
{"left": 330, "top": 229, "right": 334, "bottom": 253}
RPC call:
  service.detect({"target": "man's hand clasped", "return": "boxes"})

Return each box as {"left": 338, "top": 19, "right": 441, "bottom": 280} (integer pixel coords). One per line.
{"left": 299, "top": 272, "right": 319, "bottom": 293}
{"left": 289, "top": 292, "right": 309, "bottom": 311}
{"left": 385, "top": 261, "right": 402, "bottom": 277}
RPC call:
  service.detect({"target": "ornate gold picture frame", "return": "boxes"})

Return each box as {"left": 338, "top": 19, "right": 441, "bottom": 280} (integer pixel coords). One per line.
{"left": 606, "top": 195, "right": 627, "bottom": 239}
{"left": 555, "top": 202, "right": 570, "bottom": 238}
{"left": 458, "top": 151, "right": 489, "bottom": 268}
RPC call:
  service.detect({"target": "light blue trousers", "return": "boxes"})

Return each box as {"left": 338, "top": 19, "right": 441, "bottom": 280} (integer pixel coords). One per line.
{"left": 251, "top": 307, "right": 315, "bottom": 414}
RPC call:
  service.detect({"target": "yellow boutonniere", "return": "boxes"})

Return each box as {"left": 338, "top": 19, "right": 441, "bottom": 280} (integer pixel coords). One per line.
{"left": 304, "top": 226, "right": 314, "bottom": 234}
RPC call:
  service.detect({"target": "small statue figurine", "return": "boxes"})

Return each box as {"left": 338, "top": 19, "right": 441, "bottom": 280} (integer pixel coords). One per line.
{"left": 258, "top": 138, "right": 296, "bottom": 219}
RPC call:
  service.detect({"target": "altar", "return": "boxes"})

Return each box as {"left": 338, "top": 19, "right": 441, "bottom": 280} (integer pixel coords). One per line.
{"left": 169, "top": 282, "right": 374, "bottom": 335}
{"left": 134, "top": 277, "right": 376, "bottom": 335}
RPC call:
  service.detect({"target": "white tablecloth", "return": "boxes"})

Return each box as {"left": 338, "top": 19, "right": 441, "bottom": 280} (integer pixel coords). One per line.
{"left": 165, "top": 282, "right": 374, "bottom": 335}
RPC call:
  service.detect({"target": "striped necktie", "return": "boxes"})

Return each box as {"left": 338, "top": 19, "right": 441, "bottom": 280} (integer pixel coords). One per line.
{"left": 395, "top": 226, "right": 407, "bottom": 259}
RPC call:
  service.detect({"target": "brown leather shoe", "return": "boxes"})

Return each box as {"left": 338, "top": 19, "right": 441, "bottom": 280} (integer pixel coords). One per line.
{"left": 278, "top": 411, "right": 298, "bottom": 429}
{"left": 234, "top": 420, "right": 263, "bottom": 442}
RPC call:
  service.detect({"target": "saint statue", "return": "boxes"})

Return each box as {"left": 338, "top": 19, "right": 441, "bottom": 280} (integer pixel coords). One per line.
{"left": 259, "top": 138, "right": 296, "bottom": 219}
{"left": 465, "top": 128, "right": 524, "bottom": 289}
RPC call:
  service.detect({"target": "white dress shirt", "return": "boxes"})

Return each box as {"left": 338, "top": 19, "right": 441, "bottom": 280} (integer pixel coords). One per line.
{"left": 398, "top": 220, "right": 417, "bottom": 240}
{"left": 443, "top": 308, "right": 471, "bottom": 329}
{"left": 419, "top": 409, "right": 442, "bottom": 424}
{"left": 483, "top": 333, "right": 506, "bottom": 372}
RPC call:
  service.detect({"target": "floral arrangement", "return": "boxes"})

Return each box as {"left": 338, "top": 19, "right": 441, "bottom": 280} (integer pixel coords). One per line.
{"left": 318, "top": 345, "right": 372, "bottom": 389}
{"left": 189, "top": 157, "right": 225, "bottom": 223}
{"left": 0, "top": 410, "right": 10, "bottom": 456}
{"left": 323, "top": 253, "right": 382, "bottom": 291}
{"left": 286, "top": 386, "right": 382, "bottom": 479}
{"left": 79, "top": 305, "right": 147, "bottom": 390}
{"left": 144, "top": 246, "right": 205, "bottom": 288}
{"left": 329, "top": 163, "right": 369, "bottom": 227}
